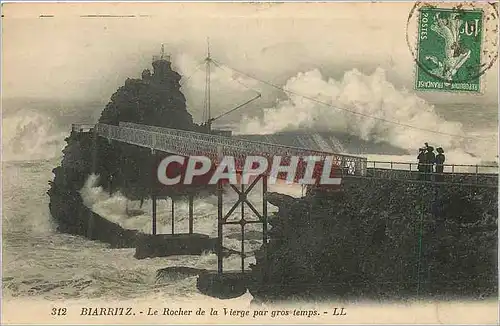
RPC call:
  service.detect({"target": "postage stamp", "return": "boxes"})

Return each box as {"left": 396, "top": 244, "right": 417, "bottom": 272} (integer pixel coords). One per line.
{"left": 415, "top": 7, "right": 484, "bottom": 92}
{"left": 407, "top": 2, "right": 499, "bottom": 94}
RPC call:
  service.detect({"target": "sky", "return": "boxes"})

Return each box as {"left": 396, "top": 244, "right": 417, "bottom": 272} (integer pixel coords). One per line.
{"left": 1, "top": 2, "right": 498, "bottom": 162}
{"left": 3, "top": 3, "right": 498, "bottom": 103}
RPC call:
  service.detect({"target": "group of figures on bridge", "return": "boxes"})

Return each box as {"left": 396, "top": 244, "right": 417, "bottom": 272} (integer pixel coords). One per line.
{"left": 417, "top": 142, "right": 446, "bottom": 181}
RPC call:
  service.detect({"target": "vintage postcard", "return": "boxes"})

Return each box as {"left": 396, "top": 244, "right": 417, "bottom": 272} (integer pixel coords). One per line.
{"left": 1, "top": 1, "right": 498, "bottom": 325}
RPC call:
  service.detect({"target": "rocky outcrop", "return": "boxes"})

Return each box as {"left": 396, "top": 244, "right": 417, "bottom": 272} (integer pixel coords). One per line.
{"left": 47, "top": 59, "right": 208, "bottom": 245}
{"left": 95, "top": 59, "right": 206, "bottom": 200}
{"left": 249, "top": 176, "right": 498, "bottom": 302}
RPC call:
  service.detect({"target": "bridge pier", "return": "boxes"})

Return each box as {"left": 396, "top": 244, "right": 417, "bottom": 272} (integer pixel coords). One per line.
{"left": 216, "top": 173, "right": 268, "bottom": 274}
{"left": 198, "top": 173, "right": 269, "bottom": 299}
{"left": 136, "top": 190, "right": 214, "bottom": 259}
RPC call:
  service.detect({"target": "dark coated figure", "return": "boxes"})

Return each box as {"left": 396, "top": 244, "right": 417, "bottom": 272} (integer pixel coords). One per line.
{"left": 417, "top": 147, "right": 427, "bottom": 180}
{"left": 425, "top": 146, "right": 436, "bottom": 181}
{"left": 435, "top": 147, "right": 445, "bottom": 182}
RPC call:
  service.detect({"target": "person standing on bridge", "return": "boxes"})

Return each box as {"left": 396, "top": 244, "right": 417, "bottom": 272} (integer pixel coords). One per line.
{"left": 435, "top": 147, "right": 445, "bottom": 182}
{"left": 425, "top": 146, "right": 436, "bottom": 181}
{"left": 417, "top": 147, "right": 427, "bottom": 180}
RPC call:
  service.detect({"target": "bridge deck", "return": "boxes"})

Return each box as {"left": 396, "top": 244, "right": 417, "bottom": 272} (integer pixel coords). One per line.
{"left": 364, "top": 161, "right": 497, "bottom": 187}
{"left": 347, "top": 168, "right": 498, "bottom": 188}
{"left": 75, "top": 123, "right": 497, "bottom": 188}
{"left": 95, "top": 122, "right": 368, "bottom": 176}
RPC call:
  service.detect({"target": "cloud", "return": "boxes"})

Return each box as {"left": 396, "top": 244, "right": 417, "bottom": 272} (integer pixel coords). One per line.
{"left": 1, "top": 3, "right": 497, "bottom": 163}
{"left": 237, "top": 67, "right": 497, "bottom": 162}
{"left": 3, "top": 2, "right": 496, "bottom": 106}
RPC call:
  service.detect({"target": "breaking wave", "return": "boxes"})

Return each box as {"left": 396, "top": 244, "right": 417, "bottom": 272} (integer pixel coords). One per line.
{"left": 2, "top": 110, "right": 68, "bottom": 162}
{"left": 2, "top": 68, "right": 497, "bottom": 166}
{"left": 78, "top": 174, "right": 302, "bottom": 254}
{"left": 237, "top": 68, "right": 498, "bottom": 164}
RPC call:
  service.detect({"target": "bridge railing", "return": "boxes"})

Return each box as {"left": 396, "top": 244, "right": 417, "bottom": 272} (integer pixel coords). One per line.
{"left": 111, "top": 122, "right": 368, "bottom": 176}
{"left": 96, "top": 123, "right": 219, "bottom": 160}
{"left": 359, "top": 161, "right": 498, "bottom": 187}
{"left": 118, "top": 122, "right": 364, "bottom": 158}
{"left": 89, "top": 123, "right": 498, "bottom": 186}
{"left": 366, "top": 161, "right": 499, "bottom": 174}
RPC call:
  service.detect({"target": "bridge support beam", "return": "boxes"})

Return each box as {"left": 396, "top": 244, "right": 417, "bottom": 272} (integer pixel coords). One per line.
{"left": 240, "top": 183, "right": 245, "bottom": 274}
{"left": 108, "top": 175, "right": 113, "bottom": 196}
{"left": 217, "top": 181, "right": 223, "bottom": 274}
{"left": 188, "top": 194, "right": 194, "bottom": 234}
{"left": 151, "top": 149, "right": 157, "bottom": 235}
{"left": 152, "top": 194, "right": 157, "bottom": 235}
{"left": 171, "top": 198, "right": 175, "bottom": 235}
{"left": 262, "top": 175, "right": 268, "bottom": 270}
{"left": 216, "top": 174, "right": 268, "bottom": 275}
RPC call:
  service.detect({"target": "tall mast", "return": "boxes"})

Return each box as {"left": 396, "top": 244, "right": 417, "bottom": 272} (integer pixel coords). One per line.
{"left": 204, "top": 37, "right": 212, "bottom": 131}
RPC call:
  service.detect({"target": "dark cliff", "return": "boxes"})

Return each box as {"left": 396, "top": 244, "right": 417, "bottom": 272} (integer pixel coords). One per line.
{"left": 249, "top": 176, "right": 498, "bottom": 302}
{"left": 99, "top": 61, "right": 195, "bottom": 129}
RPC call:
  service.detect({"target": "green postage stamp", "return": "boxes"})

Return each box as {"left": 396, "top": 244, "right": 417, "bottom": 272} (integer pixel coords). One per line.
{"left": 415, "top": 7, "right": 483, "bottom": 93}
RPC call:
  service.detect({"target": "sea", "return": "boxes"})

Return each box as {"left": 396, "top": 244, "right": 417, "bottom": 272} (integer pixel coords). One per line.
{"left": 2, "top": 94, "right": 498, "bottom": 307}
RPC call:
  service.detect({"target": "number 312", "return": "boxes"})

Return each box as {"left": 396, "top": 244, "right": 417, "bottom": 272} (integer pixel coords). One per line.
{"left": 51, "top": 308, "right": 67, "bottom": 316}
